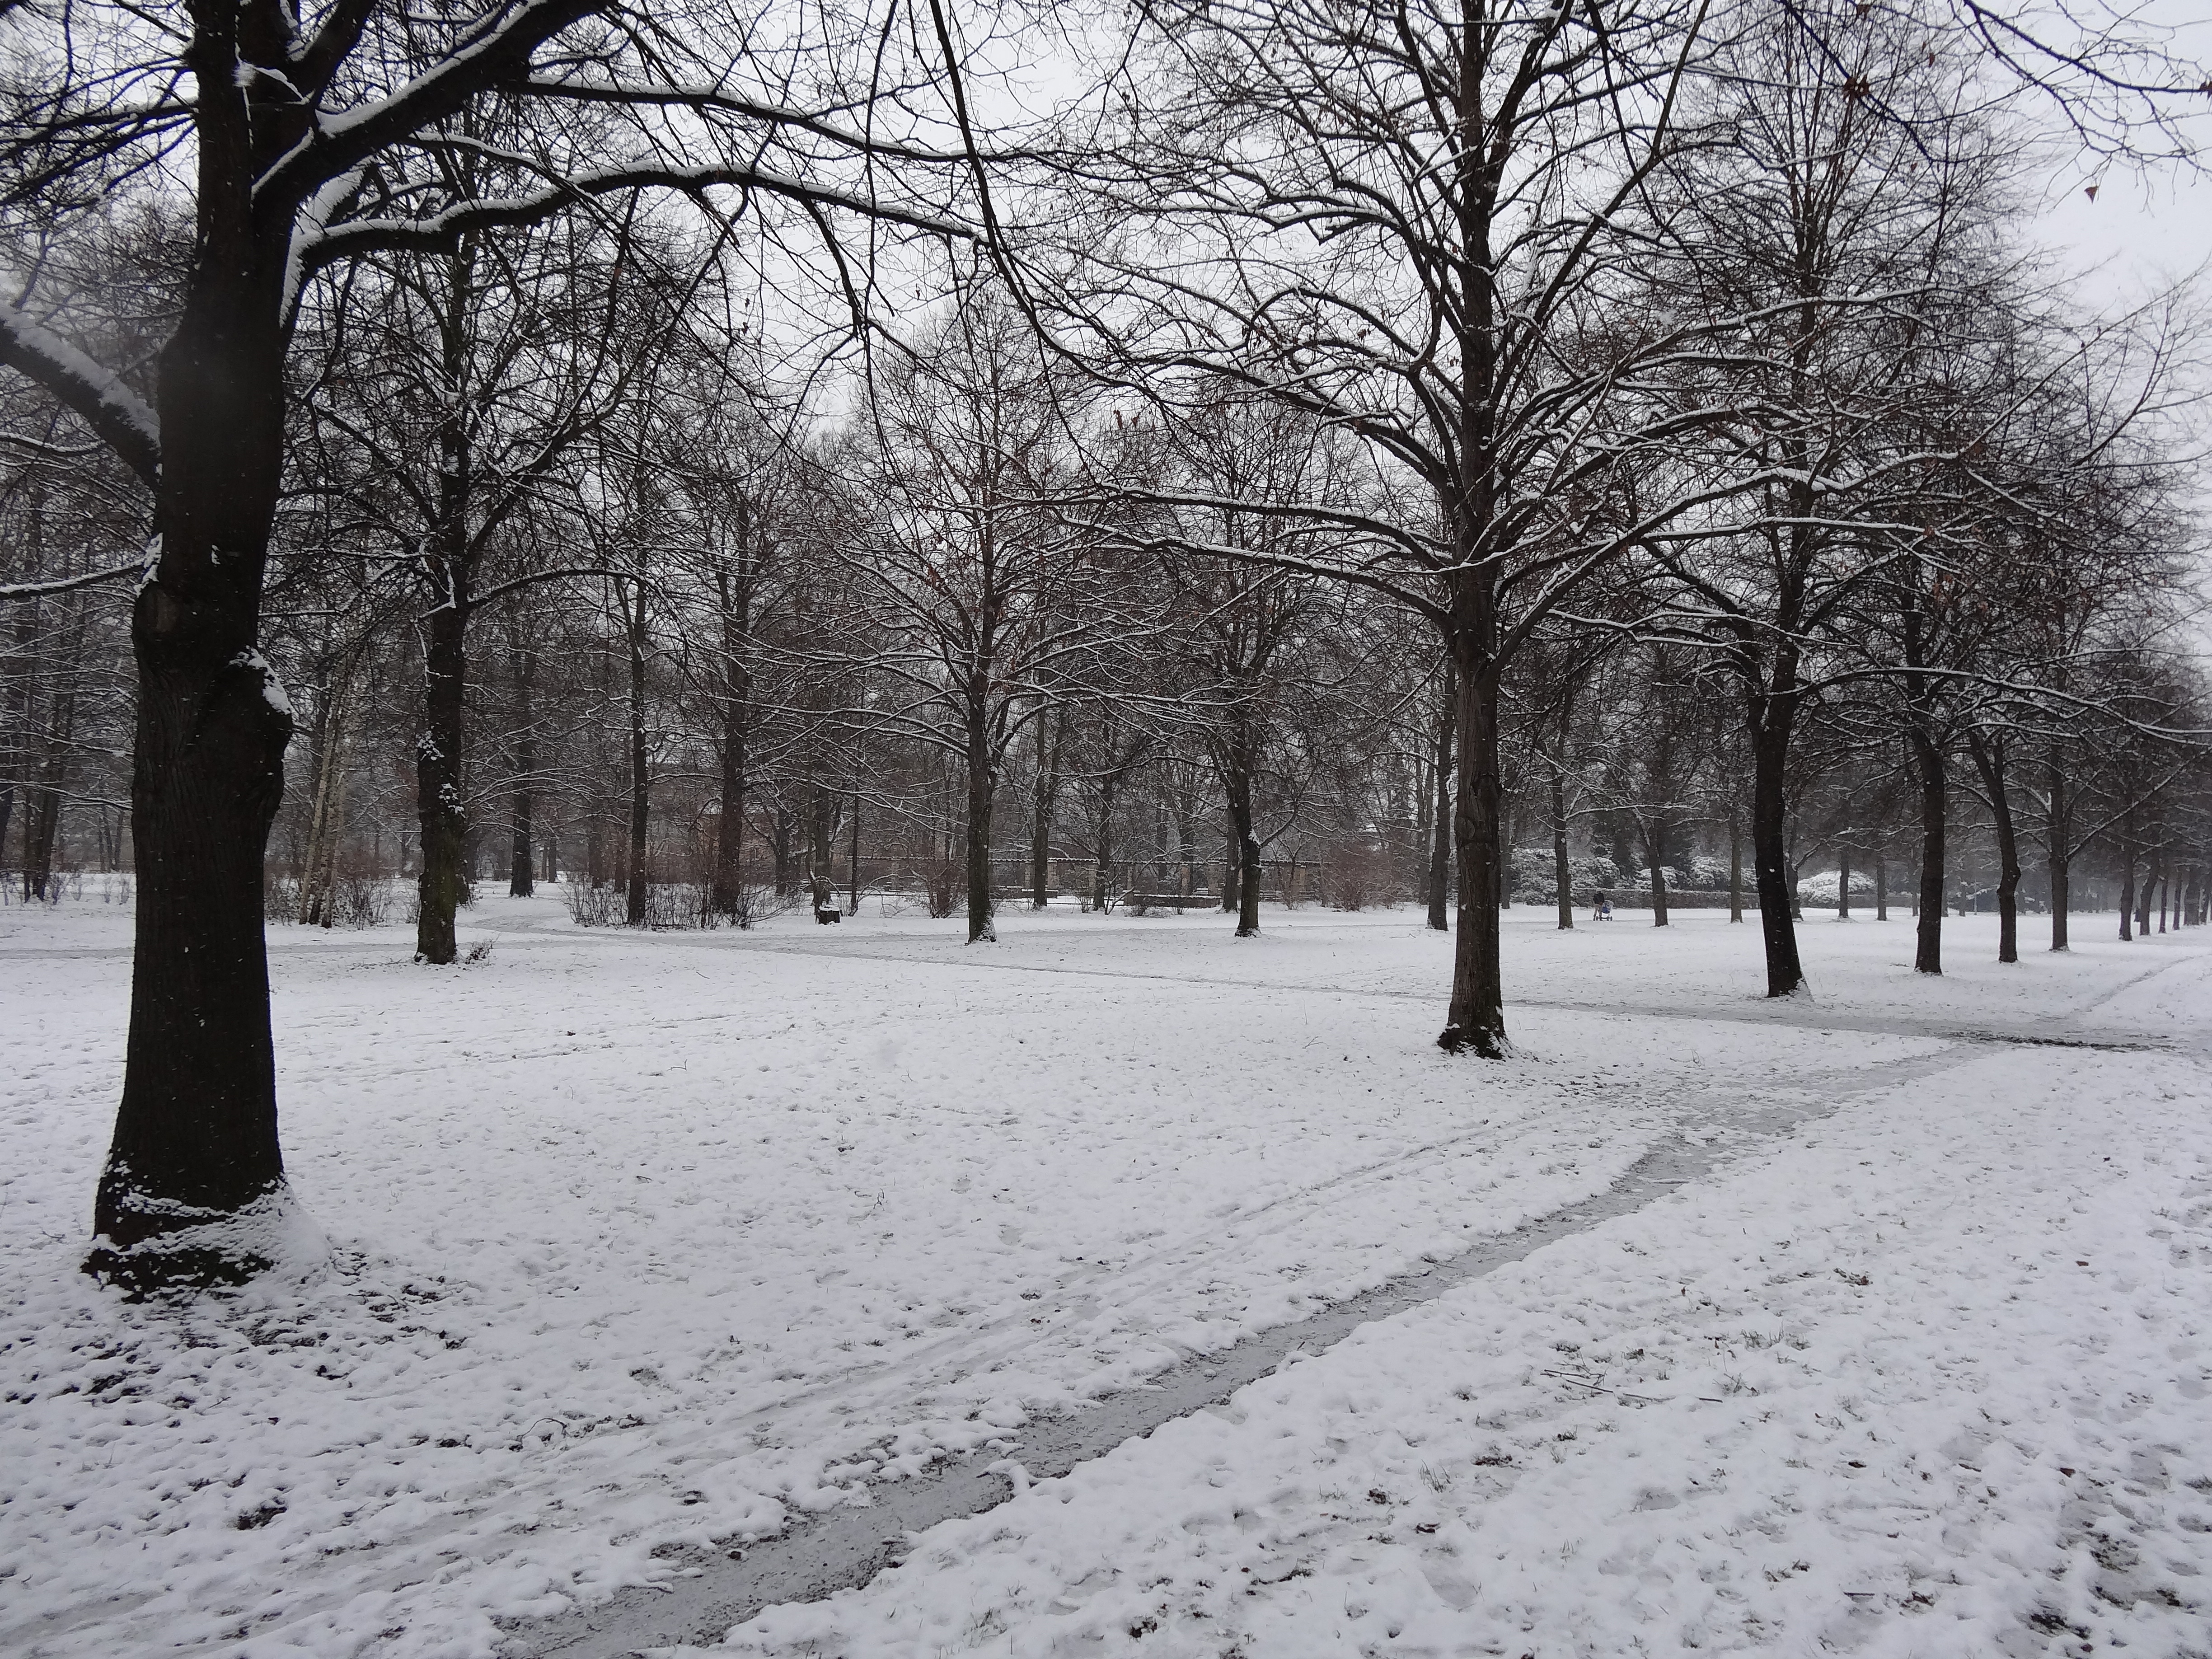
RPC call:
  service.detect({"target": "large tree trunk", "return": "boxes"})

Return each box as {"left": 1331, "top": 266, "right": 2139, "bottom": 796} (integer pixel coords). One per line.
{"left": 1968, "top": 732, "right": 2019, "bottom": 963}
{"left": 1220, "top": 825, "right": 1240, "bottom": 914}
{"left": 413, "top": 245, "right": 481, "bottom": 961}
{"left": 507, "top": 646, "right": 535, "bottom": 898}
{"left": 415, "top": 602, "right": 469, "bottom": 962}
{"left": 1441, "top": 618, "right": 1506, "bottom": 1055}
{"left": 91, "top": 254, "right": 298, "bottom": 1284}
{"left": 1429, "top": 661, "right": 1457, "bottom": 930}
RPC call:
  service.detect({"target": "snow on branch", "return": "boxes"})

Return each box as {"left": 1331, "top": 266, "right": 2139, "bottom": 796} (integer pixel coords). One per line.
{"left": 0, "top": 558, "right": 149, "bottom": 601}
{"left": 296, "top": 161, "right": 968, "bottom": 276}
{"left": 0, "top": 306, "right": 161, "bottom": 492}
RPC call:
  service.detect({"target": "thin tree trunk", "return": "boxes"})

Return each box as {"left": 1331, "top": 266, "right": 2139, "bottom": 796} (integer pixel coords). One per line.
{"left": 1030, "top": 708, "right": 1061, "bottom": 910}
{"left": 1903, "top": 588, "right": 1945, "bottom": 975}
{"left": 1749, "top": 695, "right": 1804, "bottom": 995}
{"left": 1218, "top": 709, "right": 1263, "bottom": 936}
{"left": 24, "top": 593, "right": 88, "bottom": 901}
{"left": 508, "top": 645, "right": 535, "bottom": 898}
{"left": 1092, "top": 783, "right": 1119, "bottom": 914}
{"left": 712, "top": 578, "right": 752, "bottom": 916}
{"left": 1647, "top": 823, "right": 1669, "bottom": 927}
{"left": 1967, "top": 733, "right": 2019, "bottom": 963}
{"left": 1837, "top": 845, "right": 1851, "bottom": 920}
{"left": 1910, "top": 737, "right": 1945, "bottom": 974}
{"left": 299, "top": 659, "right": 352, "bottom": 926}
{"left": 2047, "top": 755, "right": 2070, "bottom": 951}
{"left": 965, "top": 697, "right": 996, "bottom": 943}
{"left": 624, "top": 582, "right": 649, "bottom": 926}
{"left": 1551, "top": 700, "right": 1572, "bottom": 932}
{"left": 811, "top": 782, "right": 841, "bottom": 919}
{"left": 1221, "top": 733, "right": 1263, "bottom": 937}
{"left": 1429, "top": 661, "right": 1457, "bottom": 930}
{"left": 1875, "top": 845, "right": 1888, "bottom": 921}
{"left": 2118, "top": 815, "right": 2136, "bottom": 941}
{"left": 415, "top": 602, "right": 469, "bottom": 962}
{"left": 848, "top": 791, "right": 861, "bottom": 914}
{"left": 1728, "top": 807, "right": 1744, "bottom": 923}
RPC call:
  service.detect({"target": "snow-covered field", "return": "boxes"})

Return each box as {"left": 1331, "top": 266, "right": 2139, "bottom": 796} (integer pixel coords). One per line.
{"left": 2, "top": 893, "right": 2207, "bottom": 1658}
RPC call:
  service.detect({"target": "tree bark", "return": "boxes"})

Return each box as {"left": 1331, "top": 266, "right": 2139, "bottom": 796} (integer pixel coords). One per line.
{"left": 1968, "top": 732, "right": 2019, "bottom": 963}
{"left": 1221, "top": 741, "right": 1262, "bottom": 937}
{"left": 1910, "top": 736, "right": 1945, "bottom": 974}
{"left": 1440, "top": 618, "right": 1506, "bottom": 1054}
{"left": 1728, "top": 807, "right": 1743, "bottom": 923}
{"left": 624, "top": 580, "right": 650, "bottom": 925}
{"left": 1748, "top": 684, "right": 1804, "bottom": 995}
{"left": 1551, "top": 699, "right": 1573, "bottom": 932}
{"left": 22, "top": 592, "right": 87, "bottom": 901}
{"left": 415, "top": 602, "right": 469, "bottom": 961}
{"left": 1091, "top": 780, "right": 1120, "bottom": 914}
{"left": 712, "top": 506, "right": 754, "bottom": 918}
{"left": 811, "top": 782, "right": 841, "bottom": 918}
{"left": 848, "top": 791, "right": 862, "bottom": 914}
{"left": 298, "top": 651, "right": 353, "bottom": 926}
{"left": 1030, "top": 708, "right": 1062, "bottom": 910}
{"left": 965, "top": 695, "right": 997, "bottom": 943}
{"left": 2047, "top": 755, "right": 2070, "bottom": 951}
{"left": 91, "top": 241, "right": 297, "bottom": 1282}
{"left": 2117, "top": 814, "right": 2135, "bottom": 941}
{"left": 1428, "top": 660, "right": 1456, "bottom": 931}
{"left": 508, "top": 645, "right": 535, "bottom": 898}
{"left": 1836, "top": 844, "right": 1851, "bottom": 921}
{"left": 1902, "top": 587, "right": 1945, "bottom": 975}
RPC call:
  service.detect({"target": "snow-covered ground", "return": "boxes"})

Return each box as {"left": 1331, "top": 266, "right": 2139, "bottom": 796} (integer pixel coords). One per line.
{"left": 2, "top": 893, "right": 2207, "bottom": 1658}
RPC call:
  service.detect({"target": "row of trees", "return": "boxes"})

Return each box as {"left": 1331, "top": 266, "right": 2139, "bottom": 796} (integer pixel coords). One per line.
{"left": 4, "top": 0, "right": 2208, "bottom": 1284}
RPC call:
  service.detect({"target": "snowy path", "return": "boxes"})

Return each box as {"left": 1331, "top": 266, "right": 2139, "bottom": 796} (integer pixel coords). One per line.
{"left": 3, "top": 900, "right": 2207, "bottom": 1659}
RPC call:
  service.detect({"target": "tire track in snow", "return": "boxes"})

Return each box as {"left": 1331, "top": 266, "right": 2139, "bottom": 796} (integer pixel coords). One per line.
{"left": 502, "top": 1034, "right": 1989, "bottom": 1658}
